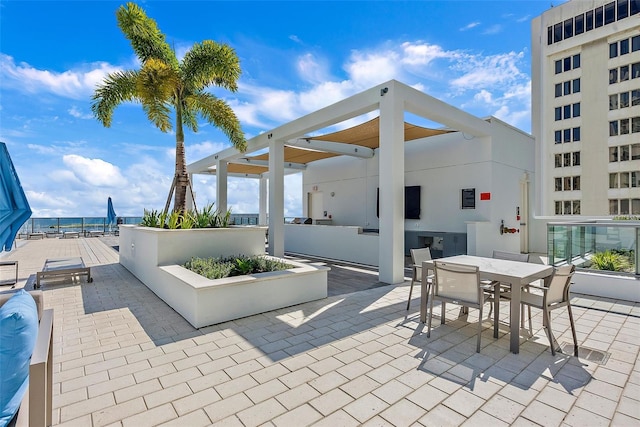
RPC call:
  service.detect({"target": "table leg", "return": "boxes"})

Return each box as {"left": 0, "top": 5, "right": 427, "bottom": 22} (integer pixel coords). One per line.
{"left": 493, "top": 284, "right": 500, "bottom": 339}
{"left": 420, "top": 272, "right": 427, "bottom": 323}
{"left": 509, "top": 283, "right": 521, "bottom": 354}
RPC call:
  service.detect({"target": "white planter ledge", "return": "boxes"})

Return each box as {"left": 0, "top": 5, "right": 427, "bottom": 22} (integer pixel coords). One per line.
{"left": 157, "top": 258, "right": 329, "bottom": 328}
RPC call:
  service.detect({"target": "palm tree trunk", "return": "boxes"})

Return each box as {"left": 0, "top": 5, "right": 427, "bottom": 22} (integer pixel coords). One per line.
{"left": 174, "top": 105, "right": 189, "bottom": 215}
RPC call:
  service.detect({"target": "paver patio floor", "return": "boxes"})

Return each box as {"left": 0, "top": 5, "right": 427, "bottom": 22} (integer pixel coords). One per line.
{"left": 1, "top": 237, "right": 639, "bottom": 426}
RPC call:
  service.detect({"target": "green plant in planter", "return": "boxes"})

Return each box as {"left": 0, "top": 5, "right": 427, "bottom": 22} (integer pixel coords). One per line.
{"left": 589, "top": 250, "right": 631, "bottom": 271}
{"left": 184, "top": 255, "right": 293, "bottom": 279}
{"left": 140, "top": 203, "right": 232, "bottom": 229}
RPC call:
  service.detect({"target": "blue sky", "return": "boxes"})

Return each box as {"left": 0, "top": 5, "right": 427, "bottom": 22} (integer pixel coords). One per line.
{"left": 0, "top": 0, "right": 562, "bottom": 218}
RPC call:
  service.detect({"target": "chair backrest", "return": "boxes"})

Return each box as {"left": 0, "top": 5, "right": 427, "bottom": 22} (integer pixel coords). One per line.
{"left": 492, "top": 250, "right": 530, "bottom": 263}
{"left": 410, "top": 247, "right": 432, "bottom": 266}
{"left": 433, "top": 261, "right": 481, "bottom": 305}
{"left": 546, "top": 264, "right": 576, "bottom": 305}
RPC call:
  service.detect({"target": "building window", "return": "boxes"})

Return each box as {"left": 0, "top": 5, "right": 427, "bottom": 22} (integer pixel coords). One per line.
{"left": 633, "top": 0, "right": 640, "bottom": 15}
{"left": 633, "top": 90, "right": 640, "bottom": 106}
{"left": 575, "top": 13, "right": 585, "bottom": 34}
{"left": 621, "top": 92, "right": 630, "bottom": 108}
{"left": 573, "top": 200, "right": 581, "bottom": 215}
{"left": 564, "top": 129, "right": 571, "bottom": 143}
{"left": 633, "top": 199, "right": 640, "bottom": 215}
{"left": 555, "top": 83, "right": 562, "bottom": 97}
{"left": 621, "top": 145, "right": 630, "bottom": 160}
{"left": 573, "top": 176, "right": 581, "bottom": 191}
{"left": 564, "top": 57, "right": 571, "bottom": 72}
{"left": 564, "top": 105, "right": 571, "bottom": 119}
{"left": 610, "top": 42, "right": 619, "bottom": 58}
{"left": 631, "top": 143, "right": 640, "bottom": 159}
{"left": 595, "top": 6, "right": 604, "bottom": 27}
{"left": 610, "top": 94, "right": 619, "bottom": 110}
{"left": 586, "top": 10, "right": 594, "bottom": 30}
{"left": 621, "top": 65, "right": 630, "bottom": 81}
{"left": 610, "top": 68, "right": 618, "bottom": 84}
{"left": 555, "top": 178, "right": 562, "bottom": 191}
{"left": 610, "top": 173, "right": 619, "bottom": 188}
{"left": 555, "top": 130, "right": 562, "bottom": 143}
{"left": 605, "top": 1, "right": 616, "bottom": 24}
{"left": 563, "top": 81, "right": 571, "bottom": 95}
{"left": 573, "top": 151, "right": 581, "bottom": 165}
{"left": 633, "top": 116, "right": 640, "bottom": 133}
{"left": 573, "top": 54, "right": 580, "bottom": 69}
{"left": 633, "top": 35, "right": 640, "bottom": 52}
{"left": 621, "top": 38, "right": 630, "bottom": 55}
{"left": 610, "top": 199, "right": 618, "bottom": 215}
{"left": 554, "top": 23, "right": 563, "bottom": 43}
{"left": 573, "top": 127, "right": 581, "bottom": 142}
{"left": 621, "top": 198, "right": 630, "bottom": 214}
{"left": 622, "top": 118, "right": 630, "bottom": 134}
{"left": 610, "top": 120, "right": 619, "bottom": 136}
{"left": 564, "top": 200, "right": 572, "bottom": 214}
{"left": 555, "top": 201, "right": 563, "bottom": 215}
{"left": 573, "top": 103, "right": 580, "bottom": 117}
{"left": 632, "top": 62, "right": 640, "bottom": 79}
{"left": 573, "top": 78, "right": 580, "bottom": 93}
{"left": 555, "top": 60, "right": 562, "bottom": 74}
{"left": 632, "top": 171, "right": 640, "bottom": 187}
{"left": 621, "top": 172, "right": 630, "bottom": 187}
{"left": 619, "top": 0, "right": 629, "bottom": 19}
{"left": 564, "top": 176, "right": 572, "bottom": 190}
{"left": 548, "top": 26, "right": 553, "bottom": 45}
{"left": 563, "top": 152, "right": 571, "bottom": 166}
{"left": 564, "top": 18, "right": 574, "bottom": 38}
{"left": 555, "top": 154, "right": 562, "bottom": 167}
{"left": 610, "top": 146, "right": 619, "bottom": 162}
{"left": 555, "top": 107, "right": 562, "bottom": 121}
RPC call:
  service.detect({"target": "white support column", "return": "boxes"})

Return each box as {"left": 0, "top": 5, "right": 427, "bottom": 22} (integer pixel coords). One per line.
{"left": 378, "top": 83, "right": 405, "bottom": 284}
{"left": 268, "top": 140, "right": 285, "bottom": 257}
{"left": 216, "top": 159, "right": 228, "bottom": 213}
{"left": 259, "top": 176, "right": 268, "bottom": 225}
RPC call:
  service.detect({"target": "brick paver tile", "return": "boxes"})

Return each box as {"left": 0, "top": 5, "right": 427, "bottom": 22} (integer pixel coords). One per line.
{"left": 173, "top": 387, "right": 221, "bottom": 416}
{"left": 91, "top": 397, "right": 147, "bottom": 427}
{"left": 462, "top": 410, "right": 510, "bottom": 427}
{"left": 481, "top": 394, "right": 526, "bottom": 424}
{"left": 250, "top": 363, "right": 290, "bottom": 384}
{"left": 235, "top": 397, "right": 289, "bottom": 426}
{"left": 379, "top": 398, "right": 425, "bottom": 425}
{"left": 406, "top": 382, "right": 448, "bottom": 411}
{"left": 343, "top": 393, "right": 389, "bottom": 423}
{"left": 158, "top": 366, "right": 202, "bottom": 388}
{"left": 61, "top": 371, "right": 110, "bottom": 394}
{"left": 309, "top": 387, "right": 355, "bottom": 416}
{"left": 443, "top": 388, "right": 486, "bottom": 418}
{"left": 144, "top": 382, "right": 192, "bottom": 408}
{"left": 59, "top": 393, "right": 116, "bottom": 423}
{"left": 114, "top": 379, "right": 163, "bottom": 404}
{"left": 564, "top": 406, "right": 611, "bottom": 427}
{"left": 309, "top": 409, "right": 360, "bottom": 427}
{"left": 418, "top": 404, "right": 466, "bottom": 426}
{"left": 157, "top": 409, "right": 212, "bottom": 427}
{"left": 121, "top": 403, "right": 178, "bottom": 427}
{"left": 245, "top": 378, "right": 288, "bottom": 404}
{"left": 88, "top": 374, "right": 137, "bottom": 399}
{"left": 188, "top": 370, "right": 231, "bottom": 393}
{"left": 372, "top": 379, "right": 412, "bottom": 405}
{"left": 215, "top": 374, "right": 260, "bottom": 398}
{"left": 521, "top": 400, "right": 566, "bottom": 426}
{"left": 309, "top": 371, "right": 349, "bottom": 394}
{"left": 276, "top": 383, "right": 322, "bottom": 411}
{"left": 273, "top": 403, "right": 323, "bottom": 426}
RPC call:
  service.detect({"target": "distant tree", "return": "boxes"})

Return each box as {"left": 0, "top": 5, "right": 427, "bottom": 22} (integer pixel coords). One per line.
{"left": 92, "top": 2, "right": 246, "bottom": 215}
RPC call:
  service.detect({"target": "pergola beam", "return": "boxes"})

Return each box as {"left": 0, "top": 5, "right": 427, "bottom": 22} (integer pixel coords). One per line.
{"left": 230, "top": 158, "right": 307, "bottom": 170}
{"left": 288, "top": 139, "right": 375, "bottom": 159}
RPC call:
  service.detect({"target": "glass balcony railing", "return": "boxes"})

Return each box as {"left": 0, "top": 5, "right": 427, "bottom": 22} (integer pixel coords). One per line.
{"left": 548, "top": 220, "right": 640, "bottom": 275}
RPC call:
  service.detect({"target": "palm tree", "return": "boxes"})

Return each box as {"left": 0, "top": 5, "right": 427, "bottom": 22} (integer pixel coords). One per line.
{"left": 92, "top": 2, "right": 246, "bottom": 216}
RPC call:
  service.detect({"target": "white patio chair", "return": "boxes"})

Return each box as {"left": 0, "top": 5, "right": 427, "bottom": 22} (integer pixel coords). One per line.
{"left": 428, "top": 261, "right": 490, "bottom": 353}
{"left": 406, "top": 247, "right": 433, "bottom": 310}
{"left": 517, "top": 264, "right": 579, "bottom": 356}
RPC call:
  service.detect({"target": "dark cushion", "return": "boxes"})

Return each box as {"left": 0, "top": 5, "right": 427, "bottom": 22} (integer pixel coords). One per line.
{"left": 0, "top": 289, "right": 39, "bottom": 426}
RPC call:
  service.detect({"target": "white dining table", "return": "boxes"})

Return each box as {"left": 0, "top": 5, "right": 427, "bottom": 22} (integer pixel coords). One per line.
{"left": 421, "top": 255, "right": 554, "bottom": 354}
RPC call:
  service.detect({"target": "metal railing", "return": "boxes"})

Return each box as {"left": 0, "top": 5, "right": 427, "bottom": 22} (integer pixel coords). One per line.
{"left": 548, "top": 220, "right": 640, "bottom": 275}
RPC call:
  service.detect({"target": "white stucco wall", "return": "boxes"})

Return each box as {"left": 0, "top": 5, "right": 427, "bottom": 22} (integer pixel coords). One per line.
{"left": 297, "top": 117, "right": 536, "bottom": 257}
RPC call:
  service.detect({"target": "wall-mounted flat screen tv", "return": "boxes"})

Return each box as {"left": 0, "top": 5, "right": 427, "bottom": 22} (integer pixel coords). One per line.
{"left": 376, "top": 186, "right": 421, "bottom": 219}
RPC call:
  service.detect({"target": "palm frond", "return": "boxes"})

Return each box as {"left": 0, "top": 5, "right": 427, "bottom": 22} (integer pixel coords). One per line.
{"left": 181, "top": 40, "right": 241, "bottom": 93}
{"left": 116, "top": 2, "right": 178, "bottom": 68}
{"left": 180, "top": 101, "right": 199, "bottom": 133}
{"left": 137, "top": 59, "right": 178, "bottom": 132}
{"left": 186, "top": 92, "right": 246, "bottom": 151}
{"left": 91, "top": 70, "right": 139, "bottom": 127}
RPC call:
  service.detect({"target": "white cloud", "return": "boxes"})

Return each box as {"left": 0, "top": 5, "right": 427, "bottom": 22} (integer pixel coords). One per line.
{"left": 450, "top": 51, "right": 525, "bottom": 91}
{"left": 297, "top": 53, "right": 330, "bottom": 85}
{"left": 344, "top": 50, "right": 399, "bottom": 88}
{"left": 62, "top": 154, "right": 128, "bottom": 187}
{"left": 482, "top": 24, "right": 503, "bottom": 35}
{"left": 289, "top": 35, "right": 302, "bottom": 44}
{"left": 0, "top": 54, "right": 122, "bottom": 100}
{"left": 460, "top": 22, "right": 480, "bottom": 31}
{"left": 68, "top": 106, "right": 93, "bottom": 119}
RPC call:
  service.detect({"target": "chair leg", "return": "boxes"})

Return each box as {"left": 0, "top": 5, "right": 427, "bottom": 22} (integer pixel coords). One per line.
{"left": 427, "top": 293, "right": 435, "bottom": 338}
{"left": 543, "top": 308, "right": 556, "bottom": 356}
{"left": 567, "top": 304, "right": 579, "bottom": 357}
{"left": 441, "top": 301, "right": 446, "bottom": 325}
{"left": 407, "top": 279, "right": 415, "bottom": 310}
{"left": 477, "top": 306, "right": 483, "bottom": 353}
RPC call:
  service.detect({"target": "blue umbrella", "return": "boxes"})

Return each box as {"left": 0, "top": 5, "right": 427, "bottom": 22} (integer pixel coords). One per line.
{"left": 107, "top": 197, "right": 117, "bottom": 232}
{"left": 0, "top": 142, "right": 32, "bottom": 251}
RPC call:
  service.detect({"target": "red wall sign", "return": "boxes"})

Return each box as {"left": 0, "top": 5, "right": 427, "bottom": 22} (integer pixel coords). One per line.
{"left": 480, "top": 192, "right": 491, "bottom": 200}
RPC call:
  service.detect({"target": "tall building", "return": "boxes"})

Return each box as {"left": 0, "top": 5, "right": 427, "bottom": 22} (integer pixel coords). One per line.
{"left": 532, "top": 0, "right": 640, "bottom": 216}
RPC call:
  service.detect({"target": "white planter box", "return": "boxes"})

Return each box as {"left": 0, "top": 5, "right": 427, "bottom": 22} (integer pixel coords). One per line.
{"left": 158, "top": 258, "right": 328, "bottom": 328}
{"left": 119, "top": 225, "right": 329, "bottom": 327}
{"left": 572, "top": 270, "right": 640, "bottom": 302}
